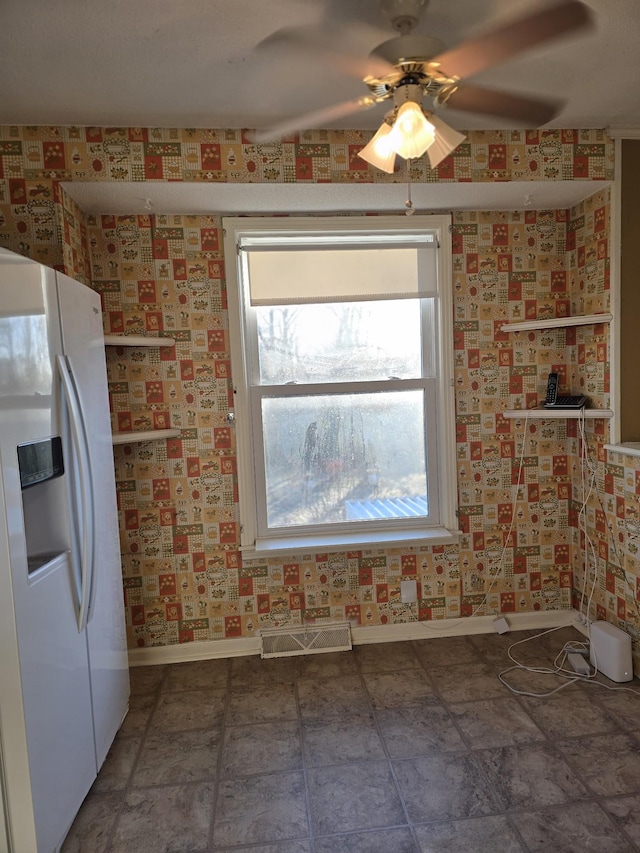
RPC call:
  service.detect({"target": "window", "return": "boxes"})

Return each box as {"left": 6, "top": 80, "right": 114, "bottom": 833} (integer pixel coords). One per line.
{"left": 224, "top": 215, "right": 458, "bottom": 555}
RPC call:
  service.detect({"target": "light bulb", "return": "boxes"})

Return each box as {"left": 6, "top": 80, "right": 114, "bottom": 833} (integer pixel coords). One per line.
{"left": 357, "top": 122, "right": 396, "bottom": 173}
{"left": 390, "top": 102, "right": 436, "bottom": 160}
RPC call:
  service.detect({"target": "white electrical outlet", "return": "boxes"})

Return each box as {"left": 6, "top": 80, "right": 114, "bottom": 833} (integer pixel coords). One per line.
{"left": 400, "top": 579, "right": 417, "bottom": 603}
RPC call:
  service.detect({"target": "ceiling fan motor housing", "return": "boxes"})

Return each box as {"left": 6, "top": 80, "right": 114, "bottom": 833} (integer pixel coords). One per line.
{"left": 393, "top": 81, "right": 424, "bottom": 107}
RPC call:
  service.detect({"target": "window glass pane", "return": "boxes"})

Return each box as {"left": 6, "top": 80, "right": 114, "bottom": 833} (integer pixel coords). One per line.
{"left": 261, "top": 391, "right": 428, "bottom": 529}
{"left": 256, "top": 300, "right": 423, "bottom": 384}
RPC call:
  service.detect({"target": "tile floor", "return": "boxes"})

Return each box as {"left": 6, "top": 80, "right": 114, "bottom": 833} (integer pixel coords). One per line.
{"left": 61, "top": 625, "right": 640, "bottom": 852}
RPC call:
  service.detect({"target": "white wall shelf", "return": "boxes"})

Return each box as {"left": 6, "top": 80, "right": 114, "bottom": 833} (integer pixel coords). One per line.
{"left": 604, "top": 443, "right": 640, "bottom": 458}
{"left": 104, "top": 334, "right": 176, "bottom": 347}
{"left": 112, "top": 429, "right": 181, "bottom": 445}
{"left": 504, "top": 407, "right": 613, "bottom": 420}
{"left": 500, "top": 313, "right": 612, "bottom": 333}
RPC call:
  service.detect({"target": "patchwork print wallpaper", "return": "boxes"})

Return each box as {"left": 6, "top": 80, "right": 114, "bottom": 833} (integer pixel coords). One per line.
{"left": 1, "top": 125, "right": 638, "bottom": 662}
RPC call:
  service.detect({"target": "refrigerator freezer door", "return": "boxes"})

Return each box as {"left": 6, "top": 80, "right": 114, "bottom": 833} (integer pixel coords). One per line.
{"left": 0, "top": 255, "right": 97, "bottom": 852}
{"left": 13, "top": 552, "right": 97, "bottom": 851}
{"left": 56, "top": 272, "right": 130, "bottom": 767}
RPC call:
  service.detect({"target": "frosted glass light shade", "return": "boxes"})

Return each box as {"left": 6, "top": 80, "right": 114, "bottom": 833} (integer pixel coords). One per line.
{"left": 357, "top": 122, "right": 397, "bottom": 173}
{"left": 390, "top": 101, "right": 436, "bottom": 160}
{"left": 425, "top": 114, "right": 467, "bottom": 168}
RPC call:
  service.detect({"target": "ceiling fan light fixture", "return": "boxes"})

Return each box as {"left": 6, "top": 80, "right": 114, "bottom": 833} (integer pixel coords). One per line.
{"left": 389, "top": 100, "right": 435, "bottom": 159}
{"left": 424, "top": 112, "right": 467, "bottom": 168}
{"left": 357, "top": 121, "right": 397, "bottom": 173}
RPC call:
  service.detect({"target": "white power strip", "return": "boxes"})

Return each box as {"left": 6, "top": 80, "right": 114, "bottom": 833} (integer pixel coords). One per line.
{"left": 568, "top": 652, "right": 590, "bottom": 676}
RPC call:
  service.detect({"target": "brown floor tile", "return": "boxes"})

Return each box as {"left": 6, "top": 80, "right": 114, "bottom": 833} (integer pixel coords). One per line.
{"left": 62, "top": 635, "right": 640, "bottom": 853}
{"left": 486, "top": 663, "right": 573, "bottom": 697}
{"left": 230, "top": 654, "right": 299, "bottom": 687}
{"left": 355, "top": 642, "right": 421, "bottom": 673}
{"left": 297, "top": 674, "right": 371, "bottom": 720}
{"left": 474, "top": 742, "right": 587, "bottom": 810}
{"left": 111, "top": 783, "right": 215, "bottom": 853}
{"left": 557, "top": 731, "right": 640, "bottom": 796}
{"left": 149, "top": 688, "right": 226, "bottom": 732}
{"left": 217, "top": 844, "right": 312, "bottom": 853}
{"left": 414, "top": 815, "right": 525, "bottom": 853}
{"left": 213, "top": 771, "right": 308, "bottom": 847}
{"left": 412, "top": 635, "right": 483, "bottom": 668}
{"left": 307, "top": 761, "right": 405, "bottom": 835}
{"left": 393, "top": 752, "right": 498, "bottom": 822}
{"left": 221, "top": 720, "right": 302, "bottom": 777}
{"left": 118, "top": 693, "right": 157, "bottom": 737}
{"left": 297, "top": 650, "right": 359, "bottom": 679}
{"left": 92, "top": 735, "right": 141, "bottom": 793}
{"left": 429, "top": 662, "right": 510, "bottom": 703}
{"left": 61, "top": 792, "right": 122, "bottom": 853}
{"left": 302, "top": 714, "right": 385, "bottom": 766}
{"left": 162, "top": 658, "right": 229, "bottom": 692}
{"left": 132, "top": 728, "right": 221, "bottom": 786}
{"left": 448, "top": 696, "right": 545, "bottom": 748}
{"left": 468, "top": 630, "right": 538, "bottom": 667}
{"left": 522, "top": 689, "right": 620, "bottom": 739}
{"left": 227, "top": 682, "right": 298, "bottom": 725}
{"left": 510, "top": 801, "right": 634, "bottom": 852}
{"left": 362, "top": 669, "right": 436, "bottom": 709}
{"left": 375, "top": 702, "right": 464, "bottom": 758}
{"left": 314, "top": 826, "right": 418, "bottom": 852}
{"left": 128, "top": 664, "right": 166, "bottom": 695}
{"left": 602, "top": 793, "right": 640, "bottom": 846}
{"left": 595, "top": 687, "right": 640, "bottom": 730}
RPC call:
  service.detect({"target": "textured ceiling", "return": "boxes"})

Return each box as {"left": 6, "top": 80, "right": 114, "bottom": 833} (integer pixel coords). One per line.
{"left": 1, "top": 0, "right": 639, "bottom": 133}
{"left": 4, "top": 0, "right": 632, "bottom": 214}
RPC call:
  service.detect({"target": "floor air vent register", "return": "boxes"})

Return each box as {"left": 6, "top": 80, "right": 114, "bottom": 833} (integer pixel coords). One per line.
{"left": 260, "top": 621, "right": 352, "bottom": 659}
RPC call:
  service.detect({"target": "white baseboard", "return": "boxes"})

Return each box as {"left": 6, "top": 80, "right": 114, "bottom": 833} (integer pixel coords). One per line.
{"left": 127, "top": 608, "right": 579, "bottom": 667}
{"left": 128, "top": 635, "right": 260, "bottom": 667}
{"left": 351, "top": 608, "right": 578, "bottom": 644}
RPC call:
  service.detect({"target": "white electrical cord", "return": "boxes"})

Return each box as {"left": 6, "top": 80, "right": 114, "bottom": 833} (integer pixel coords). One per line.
{"left": 407, "top": 410, "right": 531, "bottom": 633}
{"left": 404, "top": 401, "right": 639, "bottom": 697}
{"left": 576, "top": 411, "right": 640, "bottom": 625}
{"left": 496, "top": 408, "right": 640, "bottom": 698}
{"left": 498, "top": 624, "right": 640, "bottom": 698}
{"left": 576, "top": 409, "right": 599, "bottom": 624}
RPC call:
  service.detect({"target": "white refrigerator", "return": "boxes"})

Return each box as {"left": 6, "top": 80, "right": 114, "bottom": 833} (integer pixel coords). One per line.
{"left": 0, "top": 248, "right": 129, "bottom": 852}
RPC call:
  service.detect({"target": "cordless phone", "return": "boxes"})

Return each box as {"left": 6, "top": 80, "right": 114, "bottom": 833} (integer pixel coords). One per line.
{"left": 543, "top": 372, "right": 587, "bottom": 409}
{"left": 545, "top": 372, "right": 559, "bottom": 406}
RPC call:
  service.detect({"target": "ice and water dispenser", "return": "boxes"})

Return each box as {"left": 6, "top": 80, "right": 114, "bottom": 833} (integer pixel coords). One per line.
{"left": 17, "top": 436, "right": 70, "bottom": 575}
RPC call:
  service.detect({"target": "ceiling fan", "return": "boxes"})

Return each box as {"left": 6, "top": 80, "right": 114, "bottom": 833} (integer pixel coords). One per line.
{"left": 250, "top": 0, "right": 594, "bottom": 172}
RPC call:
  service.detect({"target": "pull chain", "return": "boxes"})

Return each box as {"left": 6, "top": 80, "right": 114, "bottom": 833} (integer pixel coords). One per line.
{"left": 405, "top": 158, "right": 415, "bottom": 216}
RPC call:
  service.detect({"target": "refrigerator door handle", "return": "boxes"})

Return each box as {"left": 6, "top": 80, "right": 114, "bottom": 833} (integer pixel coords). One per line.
{"left": 57, "top": 354, "right": 96, "bottom": 632}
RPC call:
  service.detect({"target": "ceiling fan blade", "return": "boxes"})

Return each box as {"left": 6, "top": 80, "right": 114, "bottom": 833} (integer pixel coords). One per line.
{"left": 432, "top": 0, "right": 594, "bottom": 81}
{"left": 256, "top": 24, "right": 395, "bottom": 81}
{"left": 444, "top": 84, "right": 561, "bottom": 125}
{"left": 248, "top": 96, "right": 382, "bottom": 144}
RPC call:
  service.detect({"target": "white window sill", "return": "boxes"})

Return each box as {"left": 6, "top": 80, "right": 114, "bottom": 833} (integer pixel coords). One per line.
{"left": 240, "top": 526, "right": 460, "bottom": 560}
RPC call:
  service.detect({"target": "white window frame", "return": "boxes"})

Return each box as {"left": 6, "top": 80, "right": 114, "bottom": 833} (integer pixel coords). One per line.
{"left": 224, "top": 215, "right": 459, "bottom": 557}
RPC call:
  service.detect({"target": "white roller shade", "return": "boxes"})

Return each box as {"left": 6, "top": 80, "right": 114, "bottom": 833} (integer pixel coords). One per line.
{"left": 241, "top": 236, "right": 438, "bottom": 306}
